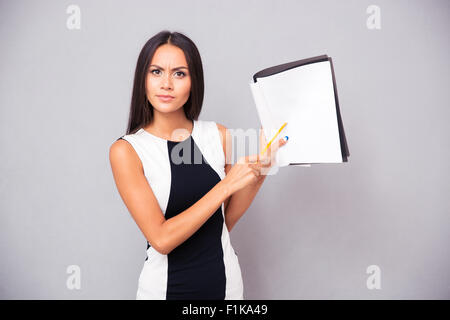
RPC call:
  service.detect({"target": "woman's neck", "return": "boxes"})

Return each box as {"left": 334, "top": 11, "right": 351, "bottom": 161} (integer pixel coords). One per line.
{"left": 145, "top": 111, "right": 193, "bottom": 141}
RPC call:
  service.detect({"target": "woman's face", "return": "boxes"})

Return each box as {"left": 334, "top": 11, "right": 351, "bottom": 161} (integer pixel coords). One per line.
{"left": 146, "top": 44, "right": 191, "bottom": 114}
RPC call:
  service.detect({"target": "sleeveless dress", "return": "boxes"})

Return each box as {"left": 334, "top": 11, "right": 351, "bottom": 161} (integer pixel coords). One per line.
{"left": 117, "top": 119, "right": 244, "bottom": 300}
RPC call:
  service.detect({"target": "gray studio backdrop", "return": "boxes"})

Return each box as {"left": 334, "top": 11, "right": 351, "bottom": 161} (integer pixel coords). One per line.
{"left": 1, "top": 0, "right": 449, "bottom": 299}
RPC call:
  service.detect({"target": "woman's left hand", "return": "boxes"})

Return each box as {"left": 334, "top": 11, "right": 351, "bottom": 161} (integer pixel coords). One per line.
{"left": 246, "top": 126, "right": 288, "bottom": 177}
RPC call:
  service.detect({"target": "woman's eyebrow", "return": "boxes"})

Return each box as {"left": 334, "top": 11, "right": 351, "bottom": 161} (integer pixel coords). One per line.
{"left": 149, "top": 64, "right": 188, "bottom": 71}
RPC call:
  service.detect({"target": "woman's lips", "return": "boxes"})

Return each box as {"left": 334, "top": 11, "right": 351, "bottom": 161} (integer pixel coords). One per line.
{"left": 157, "top": 95, "right": 174, "bottom": 102}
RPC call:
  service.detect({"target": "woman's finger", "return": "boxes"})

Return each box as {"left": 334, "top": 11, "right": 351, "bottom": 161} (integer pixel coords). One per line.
{"left": 261, "top": 137, "right": 288, "bottom": 166}
{"left": 247, "top": 154, "right": 260, "bottom": 163}
{"left": 251, "top": 167, "right": 260, "bottom": 177}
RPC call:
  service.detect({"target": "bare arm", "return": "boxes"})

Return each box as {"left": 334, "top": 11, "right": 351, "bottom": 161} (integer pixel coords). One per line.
{"left": 109, "top": 139, "right": 230, "bottom": 255}
{"left": 216, "top": 123, "right": 268, "bottom": 232}
{"left": 224, "top": 166, "right": 266, "bottom": 232}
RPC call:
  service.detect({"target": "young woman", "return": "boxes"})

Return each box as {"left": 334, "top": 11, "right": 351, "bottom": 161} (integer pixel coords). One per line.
{"left": 109, "top": 30, "right": 287, "bottom": 300}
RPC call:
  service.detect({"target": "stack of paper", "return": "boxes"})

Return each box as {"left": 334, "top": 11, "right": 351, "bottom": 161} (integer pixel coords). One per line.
{"left": 249, "top": 54, "right": 350, "bottom": 167}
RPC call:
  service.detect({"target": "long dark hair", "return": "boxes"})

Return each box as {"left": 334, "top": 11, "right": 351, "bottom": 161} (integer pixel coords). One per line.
{"left": 126, "top": 30, "right": 204, "bottom": 134}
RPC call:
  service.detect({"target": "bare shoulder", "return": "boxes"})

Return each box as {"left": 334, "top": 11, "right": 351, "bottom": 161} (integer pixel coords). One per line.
{"left": 215, "top": 122, "right": 230, "bottom": 138}
{"left": 215, "top": 122, "right": 232, "bottom": 166}
{"left": 216, "top": 122, "right": 227, "bottom": 131}
{"left": 109, "top": 139, "right": 143, "bottom": 172}
{"left": 215, "top": 122, "right": 231, "bottom": 145}
{"left": 109, "top": 139, "right": 133, "bottom": 161}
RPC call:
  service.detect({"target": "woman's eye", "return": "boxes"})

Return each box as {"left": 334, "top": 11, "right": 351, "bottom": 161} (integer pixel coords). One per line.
{"left": 150, "top": 69, "right": 186, "bottom": 77}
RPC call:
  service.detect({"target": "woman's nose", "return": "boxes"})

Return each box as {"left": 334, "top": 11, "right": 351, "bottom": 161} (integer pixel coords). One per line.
{"left": 161, "top": 74, "right": 173, "bottom": 89}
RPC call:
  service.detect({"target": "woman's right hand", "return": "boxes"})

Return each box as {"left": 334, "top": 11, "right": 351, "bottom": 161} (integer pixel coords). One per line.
{"left": 223, "top": 132, "right": 288, "bottom": 195}
{"left": 221, "top": 155, "right": 263, "bottom": 195}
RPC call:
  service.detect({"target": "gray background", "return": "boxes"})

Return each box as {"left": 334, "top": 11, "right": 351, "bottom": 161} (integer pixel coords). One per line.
{"left": 1, "top": 0, "right": 449, "bottom": 299}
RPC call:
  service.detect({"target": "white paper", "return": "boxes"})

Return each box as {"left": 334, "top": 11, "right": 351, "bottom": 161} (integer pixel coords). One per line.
{"left": 249, "top": 60, "right": 343, "bottom": 166}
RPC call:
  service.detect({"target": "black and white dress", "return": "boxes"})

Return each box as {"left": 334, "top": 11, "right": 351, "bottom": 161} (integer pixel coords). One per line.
{"left": 117, "top": 119, "right": 244, "bottom": 300}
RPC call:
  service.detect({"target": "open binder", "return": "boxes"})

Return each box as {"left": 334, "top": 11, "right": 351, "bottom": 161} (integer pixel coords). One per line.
{"left": 249, "top": 54, "right": 350, "bottom": 167}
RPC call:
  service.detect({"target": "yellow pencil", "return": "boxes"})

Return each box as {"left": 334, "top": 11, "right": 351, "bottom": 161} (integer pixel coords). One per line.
{"left": 260, "top": 122, "right": 288, "bottom": 157}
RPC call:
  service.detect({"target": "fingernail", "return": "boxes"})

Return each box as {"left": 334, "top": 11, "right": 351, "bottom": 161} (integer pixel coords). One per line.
{"left": 284, "top": 136, "right": 289, "bottom": 141}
